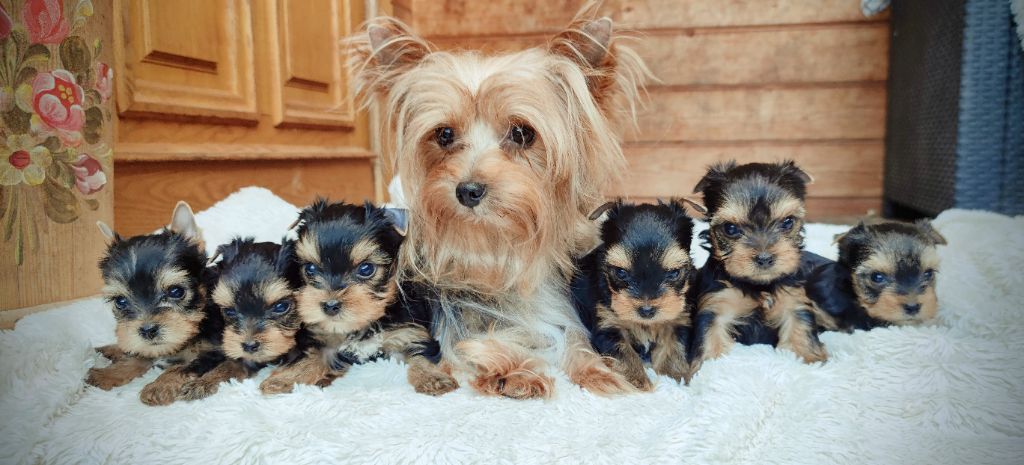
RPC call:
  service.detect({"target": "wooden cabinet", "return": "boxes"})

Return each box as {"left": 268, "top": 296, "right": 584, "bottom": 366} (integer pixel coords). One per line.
{"left": 113, "top": 0, "right": 377, "bottom": 236}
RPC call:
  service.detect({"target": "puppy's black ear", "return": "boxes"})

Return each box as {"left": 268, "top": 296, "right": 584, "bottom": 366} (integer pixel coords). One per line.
{"left": 835, "top": 222, "right": 871, "bottom": 265}
{"left": 779, "top": 159, "right": 814, "bottom": 185}
{"left": 96, "top": 221, "right": 119, "bottom": 245}
{"left": 588, "top": 200, "right": 618, "bottom": 221}
{"left": 214, "top": 237, "right": 251, "bottom": 267}
{"left": 693, "top": 161, "right": 735, "bottom": 194}
{"left": 671, "top": 197, "right": 707, "bottom": 219}
{"left": 293, "top": 197, "right": 329, "bottom": 231}
{"left": 276, "top": 239, "right": 303, "bottom": 288}
{"left": 914, "top": 219, "right": 947, "bottom": 246}
{"left": 383, "top": 208, "right": 409, "bottom": 236}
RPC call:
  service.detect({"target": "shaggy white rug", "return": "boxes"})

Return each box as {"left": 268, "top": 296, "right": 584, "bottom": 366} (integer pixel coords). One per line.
{"left": 2, "top": 187, "right": 1023, "bottom": 465}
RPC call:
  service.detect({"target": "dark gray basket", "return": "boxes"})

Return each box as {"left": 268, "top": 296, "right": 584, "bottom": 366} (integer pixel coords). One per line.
{"left": 884, "top": 0, "right": 1024, "bottom": 217}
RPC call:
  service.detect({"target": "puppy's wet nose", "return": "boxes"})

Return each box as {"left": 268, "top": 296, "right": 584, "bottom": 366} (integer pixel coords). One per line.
{"left": 321, "top": 299, "right": 341, "bottom": 316}
{"left": 138, "top": 323, "right": 160, "bottom": 340}
{"left": 637, "top": 306, "right": 657, "bottom": 319}
{"left": 242, "top": 341, "right": 261, "bottom": 353}
{"left": 903, "top": 303, "right": 921, "bottom": 315}
{"left": 754, "top": 253, "right": 775, "bottom": 268}
{"left": 455, "top": 182, "right": 487, "bottom": 208}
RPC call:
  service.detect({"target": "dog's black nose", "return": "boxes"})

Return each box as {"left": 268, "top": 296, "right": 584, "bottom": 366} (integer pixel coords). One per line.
{"left": 138, "top": 323, "right": 160, "bottom": 340}
{"left": 322, "top": 299, "right": 341, "bottom": 316}
{"left": 242, "top": 341, "right": 261, "bottom": 353}
{"left": 637, "top": 306, "right": 657, "bottom": 319}
{"left": 754, "top": 253, "right": 775, "bottom": 268}
{"left": 903, "top": 303, "right": 921, "bottom": 315}
{"left": 456, "top": 182, "right": 487, "bottom": 208}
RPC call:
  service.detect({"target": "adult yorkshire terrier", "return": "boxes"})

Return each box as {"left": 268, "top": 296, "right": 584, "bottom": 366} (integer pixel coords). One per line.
{"left": 349, "top": 5, "right": 649, "bottom": 398}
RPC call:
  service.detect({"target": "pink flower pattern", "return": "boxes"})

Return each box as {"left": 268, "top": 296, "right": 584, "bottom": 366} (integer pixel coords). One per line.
{"left": 31, "top": 70, "right": 85, "bottom": 146}
{"left": 22, "top": 0, "right": 69, "bottom": 44}
{"left": 71, "top": 153, "right": 105, "bottom": 194}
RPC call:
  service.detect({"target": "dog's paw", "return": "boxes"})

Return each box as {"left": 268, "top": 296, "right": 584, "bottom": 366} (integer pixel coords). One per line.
{"left": 178, "top": 379, "right": 219, "bottom": 401}
{"left": 627, "top": 372, "right": 654, "bottom": 392}
{"left": 86, "top": 367, "right": 123, "bottom": 390}
{"left": 95, "top": 345, "right": 125, "bottom": 362}
{"left": 259, "top": 376, "right": 296, "bottom": 395}
{"left": 572, "top": 363, "right": 636, "bottom": 396}
{"left": 412, "top": 371, "right": 459, "bottom": 396}
{"left": 140, "top": 381, "right": 181, "bottom": 406}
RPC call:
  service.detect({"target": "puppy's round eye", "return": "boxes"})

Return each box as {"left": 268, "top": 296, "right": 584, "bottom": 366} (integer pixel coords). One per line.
{"left": 223, "top": 308, "right": 238, "bottom": 318}
{"left": 612, "top": 267, "right": 629, "bottom": 280}
{"left": 723, "top": 223, "right": 741, "bottom": 238}
{"left": 166, "top": 286, "right": 185, "bottom": 299}
{"left": 870, "top": 272, "right": 887, "bottom": 284}
{"left": 434, "top": 127, "right": 455, "bottom": 148}
{"left": 271, "top": 300, "right": 291, "bottom": 314}
{"left": 508, "top": 124, "right": 535, "bottom": 147}
{"left": 113, "top": 296, "right": 129, "bottom": 310}
{"left": 923, "top": 270, "right": 935, "bottom": 280}
{"left": 779, "top": 217, "right": 796, "bottom": 232}
{"left": 304, "top": 263, "right": 319, "bottom": 277}
{"left": 356, "top": 262, "right": 376, "bottom": 278}
{"left": 665, "top": 269, "right": 681, "bottom": 281}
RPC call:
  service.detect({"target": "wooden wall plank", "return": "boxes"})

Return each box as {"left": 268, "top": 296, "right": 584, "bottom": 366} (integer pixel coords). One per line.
{"left": 408, "top": 0, "right": 884, "bottom": 37}
{"left": 115, "top": 159, "right": 375, "bottom": 236}
{"left": 615, "top": 142, "right": 884, "bottom": 198}
{"left": 635, "top": 85, "right": 886, "bottom": 142}
{"left": 430, "top": 24, "right": 889, "bottom": 86}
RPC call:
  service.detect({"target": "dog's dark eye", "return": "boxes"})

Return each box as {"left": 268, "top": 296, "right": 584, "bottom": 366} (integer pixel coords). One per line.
{"left": 508, "top": 124, "right": 535, "bottom": 147}
{"left": 664, "top": 269, "right": 681, "bottom": 281}
{"left": 434, "top": 127, "right": 455, "bottom": 148}
{"left": 166, "top": 286, "right": 185, "bottom": 299}
{"left": 870, "top": 272, "right": 888, "bottom": 284}
{"left": 113, "top": 296, "right": 129, "bottom": 310}
{"left": 356, "top": 262, "right": 376, "bottom": 278}
{"left": 270, "top": 300, "right": 291, "bottom": 314}
{"left": 723, "top": 223, "right": 741, "bottom": 238}
{"left": 779, "top": 216, "right": 796, "bottom": 232}
{"left": 923, "top": 270, "right": 935, "bottom": 280}
{"left": 223, "top": 308, "right": 238, "bottom": 318}
{"left": 304, "top": 263, "right": 319, "bottom": 277}
{"left": 612, "top": 267, "right": 629, "bottom": 280}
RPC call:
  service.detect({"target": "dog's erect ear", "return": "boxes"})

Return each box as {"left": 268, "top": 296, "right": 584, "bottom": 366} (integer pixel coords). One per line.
{"left": 168, "top": 201, "right": 202, "bottom": 242}
{"left": 96, "top": 221, "right": 118, "bottom": 245}
{"left": 674, "top": 197, "right": 707, "bottom": 219}
{"left": 349, "top": 17, "right": 431, "bottom": 99}
{"left": 588, "top": 201, "right": 617, "bottom": 221}
{"left": 693, "top": 161, "right": 735, "bottom": 194}
{"left": 550, "top": 16, "right": 613, "bottom": 69}
{"left": 835, "top": 222, "right": 871, "bottom": 247}
{"left": 779, "top": 159, "right": 813, "bottom": 185}
{"left": 915, "top": 219, "right": 948, "bottom": 246}
{"left": 383, "top": 208, "right": 409, "bottom": 236}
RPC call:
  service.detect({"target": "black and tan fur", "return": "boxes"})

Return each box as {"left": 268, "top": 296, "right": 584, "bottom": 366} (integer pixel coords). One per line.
{"left": 259, "top": 199, "right": 457, "bottom": 396}
{"left": 689, "top": 161, "right": 828, "bottom": 377}
{"left": 805, "top": 219, "right": 946, "bottom": 330}
{"left": 572, "top": 200, "right": 697, "bottom": 389}
{"left": 86, "top": 202, "right": 228, "bottom": 406}
{"left": 176, "top": 237, "right": 316, "bottom": 400}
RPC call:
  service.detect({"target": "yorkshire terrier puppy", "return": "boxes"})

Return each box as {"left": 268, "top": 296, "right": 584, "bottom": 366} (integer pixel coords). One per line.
{"left": 87, "top": 202, "right": 228, "bottom": 406}
{"left": 349, "top": 4, "right": 649, "bottom": 398}
{"left": 689, "top": 160, "right": 828, "bottom": 376}
{"left": 806, "top": 219, "right": 946, "bottom": 330}
{"left": 572, "top": 200, "right": 697, "bottom": 390}
{"left": 176, "top": 237, "right": 313, "bottom": 400}
{"left": 259, "top": 200, "right": 458, "bottom": 396}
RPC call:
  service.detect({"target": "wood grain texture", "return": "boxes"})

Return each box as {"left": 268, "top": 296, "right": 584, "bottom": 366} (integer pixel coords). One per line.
{"left": 116, "top": 143, "right": 373, "bottom": 161}
{"left": 114, "top": 159, "right": 375, "bottom": 236}
{"left": 114, "top": 0, "right": 259, "bottom": 120}
{"left": 431, "top": 24, "right": 890, "bottom": 87}
{"left": 1, "top": 1, "right": 114, "bottom": 311}
{"left": 406, "top": 0, "right": 885, "bottom": 37}
{"left": 635, "top": 85, "right": 886, "bottom": 142}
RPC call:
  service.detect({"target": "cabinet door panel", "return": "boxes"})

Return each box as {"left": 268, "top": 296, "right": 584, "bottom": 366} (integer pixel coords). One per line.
{"left": 115, "top": 0, "right": 258, "bottom": 120}
{"left": 264, "top": 0, "right": 354, "bottom": 127}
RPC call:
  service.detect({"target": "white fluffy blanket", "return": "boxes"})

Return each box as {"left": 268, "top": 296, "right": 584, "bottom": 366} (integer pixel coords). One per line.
{"left": 2, "top": 187, "right": 1023, "bottom": 465}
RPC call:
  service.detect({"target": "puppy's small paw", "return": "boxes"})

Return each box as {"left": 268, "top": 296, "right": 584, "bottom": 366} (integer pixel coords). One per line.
{"left": 95, "top": 345, "right": 125, "bottom": 362}
{"left": 86, "top": 367, "right": 122, "bottom": 390}
{"left": 178, "top": 379, "right": 219, "bottom": 401}
{"left": 140, "top": 381, "right": 180, "bottom": 406}
{"left": 259, "top": 377, "right": 295, "bottom": 395}
{"left": 627, "top": 373, "right": 654, "bottom": 392}
{"left": 413, "top": 371, "right": 459, "bottom": 396}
